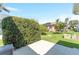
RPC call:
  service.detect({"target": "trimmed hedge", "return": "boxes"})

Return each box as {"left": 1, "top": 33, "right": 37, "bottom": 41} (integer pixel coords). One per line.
{"left": 39, "top": 25, "right": 48, "bottom": 35}
{"left": 2, "top": 16, "right": 41, "bottom": 48}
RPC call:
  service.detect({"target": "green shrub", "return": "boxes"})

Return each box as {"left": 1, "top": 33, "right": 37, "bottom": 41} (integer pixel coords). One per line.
{"left": 41, "top": 32, "right": 47, "bottom": 35}
{"left": 39, "top": 24, "right": 48, "bottom": 35}
{"left": 52, "top": 32, "right": 61, "bottom": 34}
{"left": 2, "top": 16, "right": 41, "bottom": 48}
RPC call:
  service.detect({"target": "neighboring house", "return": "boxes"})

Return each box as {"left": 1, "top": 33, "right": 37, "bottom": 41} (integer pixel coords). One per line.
{"left": 45, "top": 22, "right": 56, "bottom": 32}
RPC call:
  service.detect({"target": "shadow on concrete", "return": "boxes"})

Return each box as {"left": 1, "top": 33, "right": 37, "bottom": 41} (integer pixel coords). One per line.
{"left": 13, "top": 45, "right": 39, "bottom": 55}
{"left": 45, "top": 40, "right": 79, "bottom": 55}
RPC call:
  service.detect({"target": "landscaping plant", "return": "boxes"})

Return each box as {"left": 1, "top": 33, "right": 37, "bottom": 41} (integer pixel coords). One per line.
{"left": 2, "top": 16, "right": 41, "bottom": 48}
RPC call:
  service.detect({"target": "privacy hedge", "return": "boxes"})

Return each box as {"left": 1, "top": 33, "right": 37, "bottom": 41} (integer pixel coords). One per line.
{"left": 2, "top": 16, "right": 41, "bottom": 48}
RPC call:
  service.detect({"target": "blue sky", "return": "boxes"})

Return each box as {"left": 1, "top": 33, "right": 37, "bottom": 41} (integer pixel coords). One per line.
{"left": 1, "top": 3, "right": 76, "bottom": 24}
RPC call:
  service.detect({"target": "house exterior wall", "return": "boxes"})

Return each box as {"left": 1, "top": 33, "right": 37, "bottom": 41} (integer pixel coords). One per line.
{"left": 47, "top": 26, "right": 56, "bottom": 32}
{"left": 45, "top": 22, "right": 56, "bottom": 32}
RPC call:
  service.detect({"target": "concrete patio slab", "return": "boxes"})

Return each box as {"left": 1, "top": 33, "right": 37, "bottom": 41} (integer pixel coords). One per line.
{"left": 13, "top": 40, "right": 55, "bottom": 55}
{"left": 13, "top": 40, "right": 79, "bottom": 55}
{"left": 28, "top": 40, "right": 55, "bottom": 55}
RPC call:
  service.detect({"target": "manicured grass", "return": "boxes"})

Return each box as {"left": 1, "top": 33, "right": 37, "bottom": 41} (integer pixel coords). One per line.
{"left": 41, "top": 32, "right": 63, "bottom": 43}
{"left": 64, "top": 31, "right": 79, "bottom": 35}
{"left": 41, "top": 32, "right": 79, "bottom": 48}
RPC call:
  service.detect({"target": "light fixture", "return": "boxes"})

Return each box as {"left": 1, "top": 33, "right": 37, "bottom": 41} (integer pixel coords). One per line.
{"left": 73, "top": 3, "right": 79, "bottom": 15}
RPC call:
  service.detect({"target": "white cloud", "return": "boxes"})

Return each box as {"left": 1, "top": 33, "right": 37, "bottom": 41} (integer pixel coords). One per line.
{"left": 58, "top": 15, "right": 79, "bottom": 22}
{"left": 5, "top": 6, "right": 18, "bottom": 12}
{"left": 70, "top": 15, "right": 79, "bottom": 20}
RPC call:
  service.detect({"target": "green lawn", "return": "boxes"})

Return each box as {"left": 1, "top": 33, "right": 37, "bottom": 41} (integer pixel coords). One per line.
{"left": 64, "top": 31, "right": 79, "bottom": 35}
{"left": 0, "top": 31, "right": 79, "bottom": 48}
{"left": 0, "top": 40, "right": 4, "bottom": 46}
{"left": 41, "top": 32, "right": 79, "bottom": 48}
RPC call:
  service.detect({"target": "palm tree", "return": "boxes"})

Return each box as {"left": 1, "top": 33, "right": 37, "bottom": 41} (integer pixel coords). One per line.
{"left": 56, "top": 18, "right": 59, "bottom": 24}
{"left": 65, "top": 18, "right": 69, "bottom": 24}
{"left": 0, "top": 4, "right": 10, "bottom": 36}
{"left": 0, "top": 4, "right": 10, "bottom": 13}
{"left": 55, "top": 18, "right": 60, "bottom": 31}
{"left": 64, "top": 18, "right": 69, "bottom": 32}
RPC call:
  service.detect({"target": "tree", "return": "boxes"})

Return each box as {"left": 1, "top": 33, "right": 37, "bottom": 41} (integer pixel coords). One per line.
{"left": 54, "top": 18, "right": 65, "bottom": 32}
{"left": 65, "top": 18, "right": 69, "bottom": 24}
{"left": 69, "top": 20, "right": 79, "bottom": 31}
{"left": 55, "top": 22, "right": 65, "bottom": 32}
{"left": 56, "top": 18, "right": 59, "bottom": 24}
{"left": 55, "top": 18, "right": 60, "bottom": 31}
{"left": 64, "top": 18, "right": 69, "bottom": 32}
{"left": 0, "top": 4, "right": 10, "bottom": 35}
{"left": 0, "top": 4, "right": 10, "bottom": 13}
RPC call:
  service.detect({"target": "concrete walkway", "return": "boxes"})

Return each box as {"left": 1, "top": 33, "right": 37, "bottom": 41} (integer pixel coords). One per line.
{"left": 13, "top": 40, "right": 55, "bottom": 55}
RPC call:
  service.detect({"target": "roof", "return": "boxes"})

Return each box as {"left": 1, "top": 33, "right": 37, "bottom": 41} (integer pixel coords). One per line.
{"left": 44, "top": 22, "right": 56, "bottom": 27}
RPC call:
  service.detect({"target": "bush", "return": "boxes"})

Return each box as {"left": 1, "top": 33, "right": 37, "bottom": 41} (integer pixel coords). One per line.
{"left": 41, "top": 32, "right": 47, "bottom": 35}
{"left": 39, "top": 24, "right": 48, "bottom": 35}
{"left": 52, "top": 32, "right": 61, "bottom": 34}
{"left": 2, "top": 16, "right": 41, "bottom": 48}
